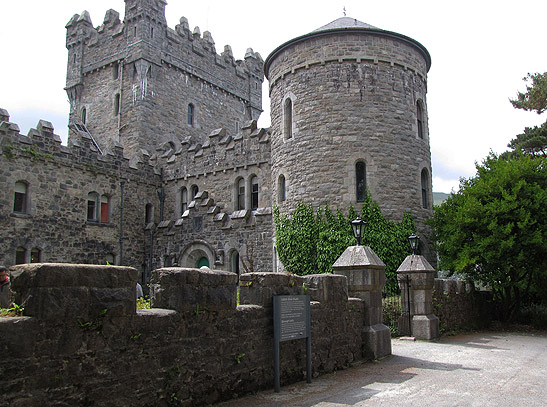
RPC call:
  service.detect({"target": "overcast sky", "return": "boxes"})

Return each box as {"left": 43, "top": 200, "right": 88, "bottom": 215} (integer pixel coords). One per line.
{"left": 1, "top": 0, "right": 546, "bottom": 193}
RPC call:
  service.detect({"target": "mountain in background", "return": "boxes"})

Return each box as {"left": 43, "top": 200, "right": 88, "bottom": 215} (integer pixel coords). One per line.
{"left": 433, "top": 192, "right": 451, "bottom": 206}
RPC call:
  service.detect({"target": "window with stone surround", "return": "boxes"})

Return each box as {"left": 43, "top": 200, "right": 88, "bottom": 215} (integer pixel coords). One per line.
{"left": 87, "top": 192, "right": 99, "bottom": 222}
{"left": 278, "top": 174, "right": 286, "bottom": 202}
{"left": 145, "top": 203, "right": 154, "bottom": 223}
{"left": 188, "top": 103, "right": 195, "bottom": 127}
{"left": 236, "top": 178, "right": 245, "bottom": 210}
{"left": 251, "top": 175, "right": 259, "bottom": 210}
{"left": 30, "top": 248, "right": 41, "bottom": 263}
{"left": 284, "top": 98, "right": 293, "bottom": 139}
{"left": 15, "top": 247, "right": 26, "bottom": 265}
{"left": 114, "top": 93, "right": 120, "bottom": 116}
{"left": 113, "top": 62, "right": 119, "bottom": 80}
{"left": 100, "top": 195, "right": 110, "bottom": 223}
{"left": 180, "top": 187, "right": 188, "bottom": 216}
{"left": 356, "top": 161, "right": 367, "bottom": 203}
{"left": 417, "top": 100, "right": 424, "bottom": 139}
{"left": 13, "top": 181, "right": 28, "bottom": 214}
{"left": 421, "top": 168, "right": 429, "bottom": 209}
{"left": 81, "top": 107, "right": 87, "bottom": 125}
{"left": 230, "top": 250, "right": 240, "bottom": 279}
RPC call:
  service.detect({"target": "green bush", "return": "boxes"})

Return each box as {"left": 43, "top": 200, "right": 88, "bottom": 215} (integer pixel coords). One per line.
{"left": 274, "top": 192, "right": 414, "bottom": 293}
{"left": 518, "top": 303, "right": 547, "bottom": 329}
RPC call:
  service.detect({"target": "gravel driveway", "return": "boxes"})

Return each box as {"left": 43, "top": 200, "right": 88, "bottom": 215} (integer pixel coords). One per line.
{"left": 215, "top": 331, "right": 547, "bottom": 407}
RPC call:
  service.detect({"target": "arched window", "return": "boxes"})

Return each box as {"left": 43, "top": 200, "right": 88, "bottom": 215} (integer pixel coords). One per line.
{"left": 15, "top": 247, "right": 26, "bottom": 265}
{"left": 180, "top": 187, "right": 188, "bottom": 216}
{"left": 417, "top": 101, "right": 424, "bottom": 139}
{"left": 278, "top": 175, "right": 286, "bottom": 202}
{"left": 81, "top": 107, "right": 87, "bottom": 125}
{"left": 114, "top": 93, "right": 120, "bottom": 116}
{"left": 87, "top": 192, "right": 99, "bottom": 221}
{"left": 188, "top": 103, "right": 195, "bottom": 126}
{"left": 236, "top": 178, "right": 245, "bottom": 210}
{"left": 13, "top": 181, "right": 28, "bottom": 213}
{"left": 100, "top": 195, "right": 110, "bottom": 223}
{"left": 284, "top": 98, "right": 293, "bottom": 139}
{"left": 251, "top": 176, "right": 259, "bottom": 210}
{"left": 145, "top": 203, "right": 154, "bottom": 224}
{"left": 356, "top": 161, "right": 366, "bottom": 203}
{"left": 30, "top": 248, "right": 41, "bottom": 263}
{"left": 190, "top": 185, "right": 199, "bottom": 200}
{"left": 421, "top": 169, "right": 429, "bottom": 209}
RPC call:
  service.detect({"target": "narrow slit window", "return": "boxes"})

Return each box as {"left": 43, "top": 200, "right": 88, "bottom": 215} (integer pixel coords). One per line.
{"left": 284, "top": 98, "right": 293, "bottom": 139}
{"left": 417, "top": 102, "right": 424, "bottom": 139}
{"left": 237, "top": 178, "right": 245, "bottom": 210}
{"left": 356, "top": 161, "right": 366, "bottom": 203}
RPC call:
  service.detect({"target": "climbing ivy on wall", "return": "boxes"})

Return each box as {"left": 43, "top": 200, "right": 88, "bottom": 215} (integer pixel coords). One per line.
{"left": 274, "top": 192, "right": 415, "bottom": 293}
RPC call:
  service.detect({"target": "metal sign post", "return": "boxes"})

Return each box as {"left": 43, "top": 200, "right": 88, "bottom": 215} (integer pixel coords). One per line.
{"left": 273, "top": 295, "right": 311, "bottom": 393}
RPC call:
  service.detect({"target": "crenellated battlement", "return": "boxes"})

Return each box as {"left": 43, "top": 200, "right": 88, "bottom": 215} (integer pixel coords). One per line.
{"left": 0, "top": 108, "right": 158, "bottom": 178}
{"left": 157, "top": 119, "right": 271, "bottom": 182}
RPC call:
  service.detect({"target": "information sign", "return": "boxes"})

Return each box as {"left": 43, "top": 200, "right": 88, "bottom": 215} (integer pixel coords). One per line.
{"left": 273, "top": 295, "right": 311, "bottom": 392}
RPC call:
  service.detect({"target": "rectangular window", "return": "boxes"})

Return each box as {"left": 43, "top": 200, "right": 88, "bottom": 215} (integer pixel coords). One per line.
{"left": 13, "top": 182, "right": 27, "bottom": 213}
{"left": 15, "top": 247, "right": 26, "bottom": 265}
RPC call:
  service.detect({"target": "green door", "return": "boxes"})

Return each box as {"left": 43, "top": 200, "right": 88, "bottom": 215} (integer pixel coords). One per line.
{"left": 196, "top": 257, "right": 209, "bottom": 268}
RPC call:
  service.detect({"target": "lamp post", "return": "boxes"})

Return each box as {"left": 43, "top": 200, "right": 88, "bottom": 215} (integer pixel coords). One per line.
{"left": 351, "top": 217, "right": 367, "bottom": 246}
{"left": 408, "top": 233, "right": 420, "bottom": 255}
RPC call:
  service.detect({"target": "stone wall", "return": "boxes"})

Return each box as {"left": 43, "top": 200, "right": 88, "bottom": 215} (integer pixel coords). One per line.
{"left": 1, "top": 264, "right": 365, "bottom": 407}
{"left": 433, "top": 279, "right": 493, "bottom": 332}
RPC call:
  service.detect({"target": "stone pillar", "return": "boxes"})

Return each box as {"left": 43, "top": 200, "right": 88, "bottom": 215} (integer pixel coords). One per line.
{"left": 396, "top": 255, "right": 439, "bottom": 340}
{"left": 332, "top": 246, "right": 391, "bottom": 360}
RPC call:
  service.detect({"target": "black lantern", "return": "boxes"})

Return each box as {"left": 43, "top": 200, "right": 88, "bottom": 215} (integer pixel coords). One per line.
{"left": 351, "top": 217, "right": 367, "bottom": 246}
{"left": 408, "top": 233, "right": 420, "bottom": 255}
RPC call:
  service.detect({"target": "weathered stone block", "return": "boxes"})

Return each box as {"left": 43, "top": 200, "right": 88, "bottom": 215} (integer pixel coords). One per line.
{"left": 151, "top": 267, "right": 237, "bottom": 312}
{"left": 302, "top": 274, "right": 348, "bottom": 305}
{"left": 239, "top": 272, "right": 303, "bottom": 307}
{"left": 9, "top": 264, "right": 138, "bottom": 320}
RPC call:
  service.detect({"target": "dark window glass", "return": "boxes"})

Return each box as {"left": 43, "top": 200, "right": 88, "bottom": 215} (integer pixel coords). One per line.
{"left": 356, "top": 162, "right": 366, "bottom": 202}
{"left": 417, "top": 102, "right": 424, "bottom": 139}
{"left": 15, "top": 247, "right": 26, "bottom": 265}
{"left": 188, "top": 104, "right": 195, "bottom": 126}
{"left": 30, "top": 248, "right": 41, "bottom": 263}
{"left": 237, "top": 179, "right": 245, "bottom": 210}
{"left": 284, "top": 99, "right": 292, "bottom": 139}
{"left": 251, "top": 177, "right": 259, "bottom": 210}
{"left": 421, "top": 170, "right": 428, "bottom": 209}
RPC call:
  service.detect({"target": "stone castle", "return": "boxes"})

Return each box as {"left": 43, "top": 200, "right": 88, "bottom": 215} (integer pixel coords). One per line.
{"left": 0, "top": 0, "right": 433, "bottom": 281}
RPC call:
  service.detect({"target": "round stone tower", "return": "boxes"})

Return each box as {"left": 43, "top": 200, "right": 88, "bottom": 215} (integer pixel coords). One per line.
{"left": 265, "top": 17, "right": 434, "bottom": 257}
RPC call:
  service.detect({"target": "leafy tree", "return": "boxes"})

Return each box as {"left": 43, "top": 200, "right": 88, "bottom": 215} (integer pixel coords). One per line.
{"left": 507, "top": 72, "right": 547, "bottom": 157}
{"left": 431, "top": 152, "right": 547, "bottom": 319}
{"left": 274, "top": 193, "right": 415, "bottom": 293}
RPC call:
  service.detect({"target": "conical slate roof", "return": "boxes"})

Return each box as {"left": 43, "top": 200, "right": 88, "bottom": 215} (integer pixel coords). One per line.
{"left": 265, "top": 15, "right": 431, "bottom": 78}
{"left": 313, "top": 16, "right": 377, "bottom": 32}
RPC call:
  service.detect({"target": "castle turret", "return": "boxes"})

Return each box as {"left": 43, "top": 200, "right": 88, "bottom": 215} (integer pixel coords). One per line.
{"left": 265, "top": 17, "right": 434, "bottom": 262}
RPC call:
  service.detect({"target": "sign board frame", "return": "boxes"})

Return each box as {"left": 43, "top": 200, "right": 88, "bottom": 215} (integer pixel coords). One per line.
{"left": 273, "top": 295, "right": 311, "bottom": 392}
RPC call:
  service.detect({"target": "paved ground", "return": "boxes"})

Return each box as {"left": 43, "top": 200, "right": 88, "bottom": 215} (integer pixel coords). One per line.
{"left": 215, "top": 331, "right": 547, "bottom": 406}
